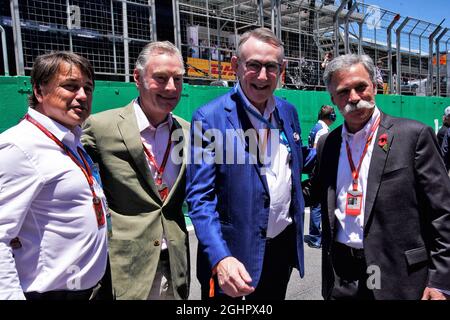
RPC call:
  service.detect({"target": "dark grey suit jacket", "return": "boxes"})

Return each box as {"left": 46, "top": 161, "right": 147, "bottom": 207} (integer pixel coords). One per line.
{"left": 310, "top": 112, "right": 450, "bottom": 300}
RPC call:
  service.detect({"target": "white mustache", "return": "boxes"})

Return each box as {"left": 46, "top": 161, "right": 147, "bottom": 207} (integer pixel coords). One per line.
{"left": 342, "top": 100, "right": 374, "bottom": 115}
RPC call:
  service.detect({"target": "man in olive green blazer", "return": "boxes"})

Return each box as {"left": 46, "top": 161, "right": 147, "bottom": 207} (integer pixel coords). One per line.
{"left": 82, "top": 41, "right": 190, "bottom": 300}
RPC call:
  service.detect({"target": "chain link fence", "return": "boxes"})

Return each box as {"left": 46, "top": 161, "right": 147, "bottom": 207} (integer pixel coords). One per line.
{"left": 174, "top": 0, "right": 449, "bottom": 96}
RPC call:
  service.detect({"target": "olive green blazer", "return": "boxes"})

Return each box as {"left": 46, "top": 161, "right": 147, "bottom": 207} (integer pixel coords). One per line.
{"left": 82, "top": 102, "right": 190, "bottom": 300}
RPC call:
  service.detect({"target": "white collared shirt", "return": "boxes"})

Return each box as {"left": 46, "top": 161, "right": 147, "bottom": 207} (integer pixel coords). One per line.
{"left": 0, "top": 108, "right": 108, "bottom": 300}
{"left": 313, "top": 120, "right": 330, "bottom": 148}
{"left": 133, "top": 100, "right": 181, "bottom": 250}
{"left": 335, "top": 107, "right": 381, "bottom": 249}
{"left": 236, "top": 84, "right": 292, "bottom": 239}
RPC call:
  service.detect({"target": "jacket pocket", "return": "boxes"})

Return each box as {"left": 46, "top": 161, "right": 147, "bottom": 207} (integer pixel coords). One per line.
{"left": 381, "top": 166, "right": 408, "bottom": 181}
{"left": 404, "top": 246, "right": 428, "bottom": 267}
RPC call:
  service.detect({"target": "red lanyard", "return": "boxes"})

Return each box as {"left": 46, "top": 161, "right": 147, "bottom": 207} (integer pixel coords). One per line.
{"left": 141, "top": 123, "right": 175, "bottom": 201}
{"left": 25, "top": 114, "right": 105, "bottom": 227}
{"left": 345, "top": 115, "right": 381, "bottom": 191}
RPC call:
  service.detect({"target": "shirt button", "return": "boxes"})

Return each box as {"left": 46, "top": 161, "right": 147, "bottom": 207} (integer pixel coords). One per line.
{"left": 153, "top": 240, "right": 160, "bottom": 247}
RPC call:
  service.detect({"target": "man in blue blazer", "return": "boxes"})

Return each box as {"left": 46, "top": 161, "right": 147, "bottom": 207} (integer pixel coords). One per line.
{"left": 186, "top": 28, "right": 305, "bottom": 300}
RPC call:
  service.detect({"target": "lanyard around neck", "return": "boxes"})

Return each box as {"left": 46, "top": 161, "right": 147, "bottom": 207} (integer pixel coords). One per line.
{"left": 25, "top": 114, "right": 105, "bottom": 227}
{"left": 345, "top": 115, "right": 381, "bottom": 191}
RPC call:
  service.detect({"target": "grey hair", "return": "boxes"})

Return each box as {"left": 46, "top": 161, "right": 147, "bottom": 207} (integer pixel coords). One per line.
{"left": 323, "top": 54, "right": 377, "bottom": 89}
{"left": 135, "top": 41, "right": 185, "bottom": 76}
{"left": 236, "top": 27, "right": 284, "bottom": 60}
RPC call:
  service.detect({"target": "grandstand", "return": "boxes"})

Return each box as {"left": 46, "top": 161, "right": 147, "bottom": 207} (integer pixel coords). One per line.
{"left": 0, "top": 0, "right": 449, "bottom": 96}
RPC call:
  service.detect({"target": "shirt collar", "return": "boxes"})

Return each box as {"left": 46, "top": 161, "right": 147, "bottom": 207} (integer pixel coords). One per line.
{"left": 27, "top": 107, "right": 82, "bottom": 148}
{"left": 133, "top": 98, "right": 173, "bottom": 133}
{"left": 235, "top": 82, "right": 276, "bottom": 120}
{"left": 341, "top": 106, "right": 380, "bottom": 140}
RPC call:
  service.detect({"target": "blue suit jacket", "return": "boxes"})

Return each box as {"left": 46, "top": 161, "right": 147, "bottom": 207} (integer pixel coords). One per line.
{"left": 186, "top": 88, "right": 305, "bottom": 289}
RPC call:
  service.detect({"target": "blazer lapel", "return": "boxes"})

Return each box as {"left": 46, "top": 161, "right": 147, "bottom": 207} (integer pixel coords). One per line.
{"left": 117, "top": 103, "right": 161, "bottom": 203}
{"left": 228, "top": 91, "right": 270, "bottom": 195}
{"left": 364, "top": 113, "right": 393, "bottom": 228}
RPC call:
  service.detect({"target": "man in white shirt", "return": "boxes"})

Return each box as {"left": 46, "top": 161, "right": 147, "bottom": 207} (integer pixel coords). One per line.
{"left": 307, "top": 54, "right": 450, "bottom": 300}
{"left": 82, "top": 41, "right": 190, "bottom": 300}
{"left": 0, "top": 52, "right": 109, "bottom": 300}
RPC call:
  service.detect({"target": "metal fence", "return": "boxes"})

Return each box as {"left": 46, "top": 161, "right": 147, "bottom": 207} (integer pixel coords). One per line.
{"left": 1, "top": 0, "right": 157, "bottom": 81}
{"left": 1, "top": 0, "right": 449, "bottom": 96}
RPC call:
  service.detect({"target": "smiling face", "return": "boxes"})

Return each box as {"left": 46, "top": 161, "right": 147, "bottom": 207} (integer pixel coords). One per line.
{"left": 34, "top": 62, "right": 93, "bottom": 130}
{"left": 328, "top": 63, "right": 377, "bottom": 133}
{"left": 134, "top": 52, "right": 184, "bottom": 126}
{"left": 231, "top": 36, "right": 284, "bottom": 112}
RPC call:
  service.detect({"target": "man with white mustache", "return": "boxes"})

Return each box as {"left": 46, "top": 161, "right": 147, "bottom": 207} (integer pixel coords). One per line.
{"left": 82, "top": 41, "right": 190, "bottom": 300}
{"left": 305, "top": 54, "right": 450, "bottom": 300}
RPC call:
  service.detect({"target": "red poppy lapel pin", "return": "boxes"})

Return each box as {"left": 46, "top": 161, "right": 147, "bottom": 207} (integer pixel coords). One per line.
{"left": 378, "top": 133, "right": 389, "bottom": 152}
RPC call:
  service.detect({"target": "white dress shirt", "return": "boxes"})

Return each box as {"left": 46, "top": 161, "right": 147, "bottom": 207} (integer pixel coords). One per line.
{"left": 133, "top": 99, "right": 181, "bottom": 250}
{"left": 335, "top": 107, "right": 381, "bottom": 249}
{"left": 236, "top": 84, "right": 292, "bottom": 239}
{"left": 0, "top": 108, "right": 108, "bottom": 300}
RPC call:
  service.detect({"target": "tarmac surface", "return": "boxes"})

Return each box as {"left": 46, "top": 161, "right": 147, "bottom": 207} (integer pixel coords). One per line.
{"left": 187, "top": 208, "right": 323, "bottom": 300}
